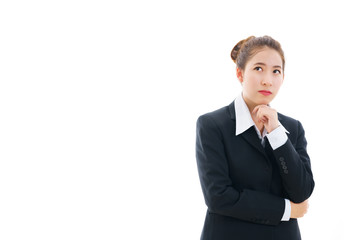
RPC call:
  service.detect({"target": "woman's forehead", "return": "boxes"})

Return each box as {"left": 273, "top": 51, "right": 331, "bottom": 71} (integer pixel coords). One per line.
{"left": 249, "top": 48, "right": 283, "bottom": 67}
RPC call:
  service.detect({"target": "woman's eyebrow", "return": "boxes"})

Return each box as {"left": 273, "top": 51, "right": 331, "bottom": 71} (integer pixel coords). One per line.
{"left": 253, "top": 62, "right": 282, "bottom": 68}
{"left": 253, "top": 62, "right": 266, "bottom": 66}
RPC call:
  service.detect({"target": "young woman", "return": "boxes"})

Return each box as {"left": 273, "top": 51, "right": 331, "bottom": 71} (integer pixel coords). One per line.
{"left": 195, "top": 36, "right": 315, "bottom": 240}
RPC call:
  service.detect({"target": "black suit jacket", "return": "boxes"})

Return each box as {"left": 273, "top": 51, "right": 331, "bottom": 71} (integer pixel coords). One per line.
{"left": 196, "top": 102, "right": 315, "bottom": 240}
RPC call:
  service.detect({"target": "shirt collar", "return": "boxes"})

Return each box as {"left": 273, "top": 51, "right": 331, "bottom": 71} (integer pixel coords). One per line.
{"left": 234, "top": 93, "right": 289, "bottom": 136}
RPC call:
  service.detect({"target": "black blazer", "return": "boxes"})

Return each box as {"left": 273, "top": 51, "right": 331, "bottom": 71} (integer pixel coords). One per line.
{"left": 196, "top": 102, "right": 315, "bottom": 240}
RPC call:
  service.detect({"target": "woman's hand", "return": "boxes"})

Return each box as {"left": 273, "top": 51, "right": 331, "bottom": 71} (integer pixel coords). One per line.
{"left": 252, "top": 105, "right": 279, "bottom": 133}
{"left": 290, "top": 199, "right": 309, "bottom": 218}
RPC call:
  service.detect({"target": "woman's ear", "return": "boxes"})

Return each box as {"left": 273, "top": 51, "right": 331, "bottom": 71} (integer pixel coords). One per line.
{"left": 236, "top": 68, "right": 243, "bottom": 84}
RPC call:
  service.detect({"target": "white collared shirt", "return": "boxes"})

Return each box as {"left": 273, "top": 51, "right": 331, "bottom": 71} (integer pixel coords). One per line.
{"left": 234, "top": 93, "right": 289, "bottom": 149}
{"left": 234, "top": 93, "right": 291, "bottom": 221}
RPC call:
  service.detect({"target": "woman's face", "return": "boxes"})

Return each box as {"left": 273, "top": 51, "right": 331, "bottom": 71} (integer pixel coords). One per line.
{"left": 237, "top": 47, "right": 284, "bottom": 108}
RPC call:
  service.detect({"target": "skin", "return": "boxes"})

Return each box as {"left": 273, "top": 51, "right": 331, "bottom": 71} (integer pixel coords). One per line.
{"left": 236, "top": 47, "right": 309, "bottom": 219}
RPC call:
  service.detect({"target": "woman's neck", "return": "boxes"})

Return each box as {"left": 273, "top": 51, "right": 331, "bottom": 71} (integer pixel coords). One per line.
{"left": 242, "top": 94, "right": 265, "bottom": 132}
{"left": 242, "top": 95, "right": 257, "bottom": 114}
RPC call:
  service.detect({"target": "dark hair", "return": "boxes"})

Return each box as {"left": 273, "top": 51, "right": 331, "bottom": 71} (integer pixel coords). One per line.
{"left": 231, "top": 35, "right": 285, "bottom": 71}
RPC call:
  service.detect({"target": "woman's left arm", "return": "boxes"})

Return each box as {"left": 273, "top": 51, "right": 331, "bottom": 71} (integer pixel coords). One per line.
{"left": 254, "top": 105, "right": 315, "bottom": 203}
{"left": 272, "top": 120, "right": 315, "bottom": 203}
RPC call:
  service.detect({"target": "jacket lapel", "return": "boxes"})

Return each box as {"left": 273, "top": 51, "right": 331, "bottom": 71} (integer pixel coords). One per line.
{"left": 228, "top": 101, "right": 268, "bottom": 159}
{"left": 241, "top": 127, "right": 268, "bottom": 159}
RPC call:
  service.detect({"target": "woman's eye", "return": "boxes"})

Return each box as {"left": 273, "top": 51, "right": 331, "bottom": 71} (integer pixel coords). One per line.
{"left": 274, "top": 69, "right": 281, "bottom": 74}
{"left": 254, "top": 67, "right": 262, "bottom": 71}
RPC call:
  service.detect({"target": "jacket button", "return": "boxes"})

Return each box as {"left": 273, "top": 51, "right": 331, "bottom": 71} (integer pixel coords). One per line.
{"left": 282, "top": 165, "right": 287, "bottom": 170}
{"left": 284, "top": 169, "right": 289, "bottom": 174}
{"left": 279, "top": 157, "right": 285, "bottom": 161}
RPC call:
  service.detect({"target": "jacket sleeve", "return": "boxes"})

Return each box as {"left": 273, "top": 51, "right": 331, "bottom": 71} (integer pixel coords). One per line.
{"left": 272, "top": 120, "right": 315, "bottom": 203}
{"left": 196, "top": 114, "right": 285, "bottom": 226}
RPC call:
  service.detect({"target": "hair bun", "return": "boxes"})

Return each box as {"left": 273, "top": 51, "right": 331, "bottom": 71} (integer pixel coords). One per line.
{"left": 230, "top": 36, "right": 255, "bottom": 63}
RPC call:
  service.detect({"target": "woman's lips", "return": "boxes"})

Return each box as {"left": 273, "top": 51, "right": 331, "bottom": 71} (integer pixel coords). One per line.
{"left": 258, "top": 90, "right": 272, "bottom": 96}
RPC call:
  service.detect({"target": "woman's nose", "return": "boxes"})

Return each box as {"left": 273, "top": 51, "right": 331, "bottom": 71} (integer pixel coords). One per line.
{"left": 261, "top": 76, "right": 273, "bottom": 86}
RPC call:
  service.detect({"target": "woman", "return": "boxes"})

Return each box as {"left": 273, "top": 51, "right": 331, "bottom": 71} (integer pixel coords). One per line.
{"left": 195, "top": 36, "right": 315, "bottom": 240}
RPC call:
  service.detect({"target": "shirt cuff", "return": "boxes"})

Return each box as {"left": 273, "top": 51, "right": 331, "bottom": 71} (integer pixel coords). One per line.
{"left": 281, "top": 199, "right": 291, "bottom": 221}
{"left": 266, "top": 125, "right": 288, "bottom": 150}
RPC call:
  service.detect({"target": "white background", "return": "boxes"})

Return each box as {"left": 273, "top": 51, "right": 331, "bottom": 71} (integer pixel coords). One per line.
{"left": 1, "top": 0, "right": 359, "bottom": 239}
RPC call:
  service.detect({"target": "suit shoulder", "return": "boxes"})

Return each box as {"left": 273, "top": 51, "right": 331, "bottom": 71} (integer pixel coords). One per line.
{"left": 197, "top": 104, "right": 232, "bottom": 128}
{"left": 278, "top": 112, "right": 298, "bottom": 124}
{"left": 278, "top": 112, "right": 304, "bottom": 135}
